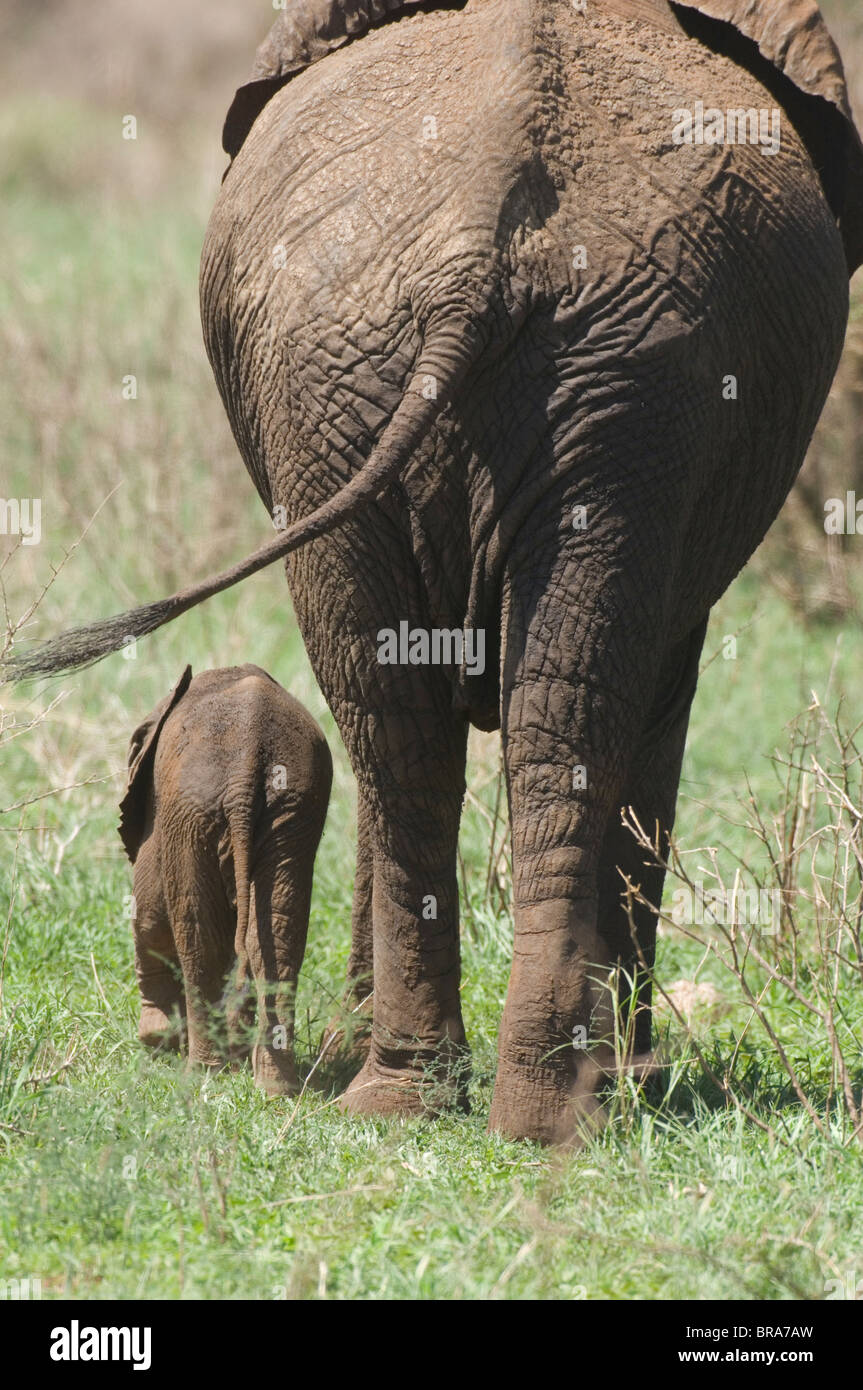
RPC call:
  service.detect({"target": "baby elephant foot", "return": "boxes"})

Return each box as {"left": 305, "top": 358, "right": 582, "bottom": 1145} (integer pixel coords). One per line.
{"left": 187, "top": 1021, "right": 228, "bottom": 1071}
{"left": 138, "top": 1006, "right": 183, "bottom": 1052}
{"left": 338, "top": 1036, "right": 471, "bottom": 1119}
{"left": 225, "top": 1000, "right": 256, "bottom": 1062}
{"left": 252, "top": 1043, "right": 299, "bottom": 1097}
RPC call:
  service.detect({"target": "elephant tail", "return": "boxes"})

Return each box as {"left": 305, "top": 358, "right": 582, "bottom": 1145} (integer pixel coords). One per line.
{"left": 3, "top": 320, "right": 483, "bottom": 682}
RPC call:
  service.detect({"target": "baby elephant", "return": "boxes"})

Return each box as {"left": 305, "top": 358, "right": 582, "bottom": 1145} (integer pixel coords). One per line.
{"left": 119, "top": 664, "right": 332, "bottom": 1094}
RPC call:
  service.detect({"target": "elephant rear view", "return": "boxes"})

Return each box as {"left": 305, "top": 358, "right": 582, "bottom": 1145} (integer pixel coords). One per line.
{"left": 119, "top": 664, "right": 332, "bottom": 1095}
{"left": 201, "top": 0, "right": 863, "bottom": 1139}
{"left": 11, "top": 0, "right": 863, "bottom": 1143}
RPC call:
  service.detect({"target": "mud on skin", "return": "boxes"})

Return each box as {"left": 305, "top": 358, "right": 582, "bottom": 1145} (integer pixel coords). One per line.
{"left": 120, "top": 663, "right": 332, "bottom": 1096}
{"left": 8, "top": 0, "right": 863, "bottom": 1143}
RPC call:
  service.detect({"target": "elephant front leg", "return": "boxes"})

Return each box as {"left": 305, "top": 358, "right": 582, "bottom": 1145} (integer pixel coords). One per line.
{"left": 321, "top": 789, "right": 375, "bottom": 1062}
{"left": 345, "top": 790, "right": 375, "bottom": 1009}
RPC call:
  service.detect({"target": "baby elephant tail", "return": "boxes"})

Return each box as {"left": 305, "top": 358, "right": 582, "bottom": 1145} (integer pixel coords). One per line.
{"left": 3, "top": 318, "right": 485, "bottom": 684}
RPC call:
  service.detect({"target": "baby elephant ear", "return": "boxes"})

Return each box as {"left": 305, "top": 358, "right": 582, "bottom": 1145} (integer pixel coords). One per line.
{"left": 118, "top": 666, "right": 193, "bottom": 864}
{"left": 222, "top": 0, "right": 428, "bottom": 160}
{"left": 673, "top": 0, "right": 863, "bottom": 272}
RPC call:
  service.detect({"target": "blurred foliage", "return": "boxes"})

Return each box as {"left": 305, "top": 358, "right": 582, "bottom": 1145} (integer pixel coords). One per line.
{"left": 755, "top": 289, "right": 863, "bottom": 624}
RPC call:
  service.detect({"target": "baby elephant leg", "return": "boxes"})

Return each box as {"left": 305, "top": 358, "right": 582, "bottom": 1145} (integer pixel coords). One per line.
{"left": 165, "top": 847, "right": 235, "bottom": 1069}
{"left": 132, "top": 838, "right": 184, "bottom": 1050}
{"left": 243, "top": 856, "right": 316, "bottom": 1096}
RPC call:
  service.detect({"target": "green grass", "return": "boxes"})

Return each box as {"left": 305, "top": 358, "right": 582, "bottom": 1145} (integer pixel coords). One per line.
{"left": 2, "top": 865, "right": 862, "bottom": 1301}
{"left": 2, "top": 96, "right": 863, "bottom": 1302}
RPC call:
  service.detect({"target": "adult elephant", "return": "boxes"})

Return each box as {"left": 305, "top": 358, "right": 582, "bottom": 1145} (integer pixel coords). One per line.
{"left": 10, "top": 0, "right": 863, "bottom": 1142}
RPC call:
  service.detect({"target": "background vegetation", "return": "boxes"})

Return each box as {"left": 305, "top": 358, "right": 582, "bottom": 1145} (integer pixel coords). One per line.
{"left": 1, "top": 0, "right": 861, "bottom": 1300}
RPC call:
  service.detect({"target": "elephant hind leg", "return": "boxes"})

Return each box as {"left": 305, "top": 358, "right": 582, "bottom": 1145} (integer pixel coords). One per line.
{"left": 132, "top": 838, "right": 184, "bottom": 1052}
{"left": 336, "top": 684, "right": 471, "bottom": 1120}
{"left": 163, "top": 848, "right": 235, "bottom": 1069}
{"left": 490, "top": 532, "right": 679, "bottom": 1145}
{"left": 243, "top": 860, "right": 315, "bottom": 1098}
{"left": 287, "top": 519, "right": 471, "bottom": 1118}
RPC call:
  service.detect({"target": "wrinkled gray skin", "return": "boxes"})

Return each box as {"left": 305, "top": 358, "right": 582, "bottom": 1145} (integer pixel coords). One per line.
{"left": 120, "top": 664, "right": 332, "bottom": 1095}
{"left": 196, "top": 0, "right": 863, "bottom": 1141}
{"left": 13, "top": 0, "right": 863, "bottom": 1143}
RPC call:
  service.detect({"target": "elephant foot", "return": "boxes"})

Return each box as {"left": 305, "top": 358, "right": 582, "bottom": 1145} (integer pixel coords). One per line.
{"left": 138, "top": 1006, "right": 183, "bottom": 1052}
{"left": 488, "top": 1056, "right": 609, "bottom": 1147}
{"left": 187, "top": 1028, "right": 226, "bottom": 1070}
{"left": 338, "top": 1041, "right": 471, "bottom": 1119}
{"left": 252, "top": 1043, "right": 299, "bottom": 1097}
{"left": 488, "top": 1044, "right": 661, "bottom": 1145}
{"left": 225, "top": 997, "right": 256, "bottom": 1060}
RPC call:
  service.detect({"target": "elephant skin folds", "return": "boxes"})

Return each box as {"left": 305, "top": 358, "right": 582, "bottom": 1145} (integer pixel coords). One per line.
{"left": 199, "top": 0, "right": 857, "bottom": 1141}
{"left": 121, "top": 666, "right": 332, "bottom": 1096}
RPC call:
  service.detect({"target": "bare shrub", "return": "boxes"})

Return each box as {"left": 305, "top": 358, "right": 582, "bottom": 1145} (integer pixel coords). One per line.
{"left": 618, "top": 695, "right": 863, "bottom": 1145}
